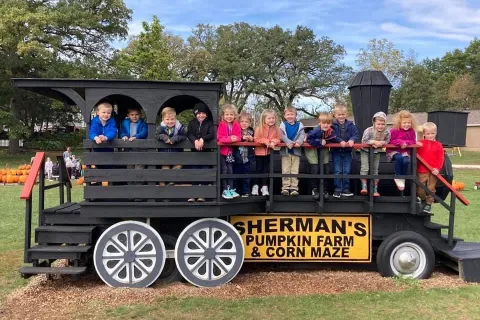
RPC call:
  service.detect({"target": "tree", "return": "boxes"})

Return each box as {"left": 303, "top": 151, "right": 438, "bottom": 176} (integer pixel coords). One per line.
{"left": 356, "top": 38, "right": 416, "bottom": 87}
{"left": 390, "top": 65, "right": 435, "bottom": 112}
{"left": 113, "top": 16, "right": 177, "bottom": 80}
{"left": 0, "top": 0, "right": 131, "bottom": 153}
{"left": 448, "top": 74, "right": 479, "bottom": 110}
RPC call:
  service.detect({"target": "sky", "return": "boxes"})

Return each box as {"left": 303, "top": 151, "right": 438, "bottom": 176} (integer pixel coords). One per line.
{"left": 121, "top": 0, "right": 480, "bottom": 67}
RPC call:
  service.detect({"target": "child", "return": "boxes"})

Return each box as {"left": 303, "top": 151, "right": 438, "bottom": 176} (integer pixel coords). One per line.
{"left": 279, "top": 106, "right": 305, "bottom": 196}
{"left": 155, "top": 107, "right": 186, "bottom": 186}
{"left": 332, "top": 104, "right": 359, "bottom": 198}
{"left": 120, "top": 107, "right": 148, "bottom": 142}
{"left": 89, "top": 101, "right": 118, "bottom": 147}
{"left": 360, "top": 112, "right": 390, "bottom": 196}
{"left": 387, "top": 110, "right": 418, "bottom": 191}
{"left": 307, "top": 112, "right": 336, "bottom": 200}
{"left": 233, "top": 112, "right": 255, "bottom": 197}
{"left": 120, "top": 107, "right": 148, "bottom": 177}
{"left": 217, "top": 104, "right": 242, "bottom": 199}
{"left": 253, "top": 109, "right": 281, "bottom": 196}
{"left": 187, "top": 102, "right": 214, "bottom": 202}
{"left": 417, "top": 122, "right": 444, "bottom": 214}
{"left": 45, "top": 157, "right": 53, "bottom": 181}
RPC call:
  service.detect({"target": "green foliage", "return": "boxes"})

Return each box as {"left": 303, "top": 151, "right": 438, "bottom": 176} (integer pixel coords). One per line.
{"left": 113, "top": 16, "right": 176, "bottom": 80}
{"left": 24, "top": 131, "right": 85, "bottom": 151}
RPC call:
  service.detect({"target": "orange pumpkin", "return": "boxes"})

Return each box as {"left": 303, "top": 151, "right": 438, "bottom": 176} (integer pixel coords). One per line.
{"left": 18, "top": 175, "right": 27, "bottom": 184}
{"left": 6, "top": 174, "right": 15, "bottom": 183}
{"left": 10, "top": 170, "right": 16, "bottom": 175}
{"left": 77, "top": 177, "right": 85, "bottom": 185}
{"left": 26, "top": 165, "right": 31, "bottom": 170}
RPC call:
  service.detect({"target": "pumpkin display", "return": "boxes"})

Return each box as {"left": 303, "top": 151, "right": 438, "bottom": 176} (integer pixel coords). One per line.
{"left": 452, "top": 180, "right": 465, "bottom": 191}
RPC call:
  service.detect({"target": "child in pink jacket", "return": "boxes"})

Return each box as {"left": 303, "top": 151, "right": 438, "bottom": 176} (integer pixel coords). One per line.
{"left": 217, "top": 104, "right": 242, "bottom": 199}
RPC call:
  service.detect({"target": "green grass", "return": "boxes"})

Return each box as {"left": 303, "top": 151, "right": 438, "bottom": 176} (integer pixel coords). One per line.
{"left": 94, "top": 286, "right": 480, "bottom": 319}
{"left": 448, "top": 150, "right": 480, "bottom": 166}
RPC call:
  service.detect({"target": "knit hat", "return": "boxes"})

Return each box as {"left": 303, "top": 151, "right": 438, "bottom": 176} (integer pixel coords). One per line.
{"left": 372, "top": 111, "right": 387, "bottom": 123}
{"left": 193, "top": 102, "right": 209, "bottom": 115}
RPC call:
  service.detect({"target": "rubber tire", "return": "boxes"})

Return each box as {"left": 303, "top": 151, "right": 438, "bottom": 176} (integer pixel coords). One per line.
{"left": 156, "top": 234, "right": 183, "bottom": 285}
{"left": 376, "top": 231, "right": 435, "bottom": 279}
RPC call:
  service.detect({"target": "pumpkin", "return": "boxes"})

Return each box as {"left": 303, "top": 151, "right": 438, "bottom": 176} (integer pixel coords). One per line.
{"left": 77, "top": 177, "right": 85, "bottom": 185}
{"left": 0, "top": 169, "right": 6, "bottom": 175}
{"left": 26, "top": 165, "right": 31, "bottom": 170}
{"left": 6, "top": 174, "right": 15, "bottom": 183}
{"left": 9, "top": 170, "right": 16, "bottom": 175}
{"left": 18, "top": 175, "right": 27, "bottom": 184}
{"left": 23, "top": 170, "right": 29, "bottom": 175}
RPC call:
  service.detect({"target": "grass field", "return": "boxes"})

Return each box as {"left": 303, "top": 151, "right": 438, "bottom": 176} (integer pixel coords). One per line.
{"left": 1, "top": 151, "right": 479, "bottom": 319}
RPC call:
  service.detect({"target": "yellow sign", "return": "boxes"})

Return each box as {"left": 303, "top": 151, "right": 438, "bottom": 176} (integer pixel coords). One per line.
{"left": 230, "top": 215, "right": 371, "bottom": 262}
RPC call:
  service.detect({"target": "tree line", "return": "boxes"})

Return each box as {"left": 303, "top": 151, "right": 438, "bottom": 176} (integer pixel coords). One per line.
{"left": 1, "top": 1, "right": 479, "bottom": 153}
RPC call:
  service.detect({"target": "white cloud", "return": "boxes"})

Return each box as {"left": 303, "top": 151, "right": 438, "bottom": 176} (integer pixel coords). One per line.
{"left": 387, "top": 0, "right": 480, "bottom": 42}
{"left": 381, "top": 22, "right": 473, "bottom": 42}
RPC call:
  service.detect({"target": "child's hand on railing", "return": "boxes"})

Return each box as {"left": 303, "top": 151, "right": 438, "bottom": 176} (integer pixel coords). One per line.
{"left": 401, "top": 142, "right": 407, "bottom": 149}
{"left": 94, "top": 136, "right": 102, "bottom": 144}
{"left": 417, "top": 141, "right": 423, "bottom": 147}
{"left": 231, "top": 136, "right": 238, "bottom": 142}
{"left": 348, "top": 140, "right": 354, "bottom": 147}
{"left": 129, "top": 137, "right": 136, "bottom": 142}
{"left": 432, "top": 168, "right": 439, "bottom": 176}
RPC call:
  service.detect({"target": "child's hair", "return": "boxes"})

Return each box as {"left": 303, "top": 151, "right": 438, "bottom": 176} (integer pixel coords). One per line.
{"left": 97, "top": 101, "right": 113, "bottom": 111}
{"left": 422, "top": 122, "right": 437, "bottom": 132}
{"left": 284, "top": 106, "right": 297, "bottom": 115}
{"left": 220, "top": 104, "right": 238, "bottom": 120}
{"left": 392, "top": 110, "right": 417, "bottom": 130}
{"left": 127, "top": 107, "right": 141, "bottom": 113}
{"left": 256, "top": 109, "right": 278, "bottom": 137}
{"left": 333, "top": 104, "right": 348, "bottom": 114}
{"left": 238, "top": 111, "right": 253, "bottom": 124}
{"left": 161, "top": 107, "right": 176, "bottom": 119}
{"left": 318, "top": 112, "right": 333, "bottom": 124}
{"left": 47, "top": 157, "right": 51, "bottom": 161}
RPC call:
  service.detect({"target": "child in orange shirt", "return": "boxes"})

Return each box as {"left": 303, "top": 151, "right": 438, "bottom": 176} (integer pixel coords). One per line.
{"left": 252, "top": 109, "right": 281, "bottom": 196}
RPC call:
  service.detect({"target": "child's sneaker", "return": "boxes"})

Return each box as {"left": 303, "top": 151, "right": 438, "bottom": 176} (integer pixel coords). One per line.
{"left": 230, "top": 189, "right": 240, "bottom": 198}
{"left": 312, "top": 188, "right": 320, "bottom": 200}
{"left": 333, "top": 191, "right": 341, "bottom": 198}
{"left": 241, "top": 193, "right": 249, "bottom": 198}
{"left": 422, "top": 204, "right": 432, "bottom": 214}
{"left": 260, "top": 186, "right": 269, "bottom": 196}
{"left": 197, "top": 198, "right": 205, "bottom": 202}
{"left": 290, "top": 190, "right": 299, "bottom": 196}
{"left": 373, "top": 186, "right": 380, "bottom": 197}
{"left": 222, "top": 189, "right": 233, "bottom": 199}
{"left": 187, "top": 198, "right": 195, "bottom": 202}
{"left": 251, "top": 185, "right": 259, "bottom": 196}
{"left": 394, "top": 178, "right": 405, "bottom": 191}
{"left": 281, "top": 189, "right": 289, "bottom": 196}
{"left": 323, "top": 189, "right": 329, "bottom": 200}
{"left": 341, "top": 190, "right": 354, "bottom": 197}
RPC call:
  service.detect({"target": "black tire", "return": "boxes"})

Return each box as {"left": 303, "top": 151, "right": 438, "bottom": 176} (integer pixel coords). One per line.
{"left": 376, "top": 231, "right": 435, "bottom": 279}
{"left": 156, "top": 234, "right": 183, "bottom": 285}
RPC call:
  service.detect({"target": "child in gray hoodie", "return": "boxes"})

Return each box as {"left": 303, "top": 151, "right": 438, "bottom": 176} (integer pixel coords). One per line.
{"left": 360, "top": 111, "right": 390, "bottom": 196}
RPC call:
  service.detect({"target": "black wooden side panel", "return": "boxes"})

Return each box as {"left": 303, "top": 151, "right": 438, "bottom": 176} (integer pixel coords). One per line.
{"left": 84, "top": 185, "right": 217, "bottom": 199}
{"left": 84, "top": 152, "right": 216, "bottom": 165}
{"left": 85, "top": 168, "right": 217, "bottom": 182}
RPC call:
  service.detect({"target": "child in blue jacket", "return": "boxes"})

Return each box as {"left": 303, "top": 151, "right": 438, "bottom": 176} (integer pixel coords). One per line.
{"left": 331, "top": 104, "right": 359, "bottom": 198}
{"left": 120, "top": 107, "right": 148, "bottom": 172}
{"left": 120, "top": 107, "right": 148, "bottom": 141}
{"left": 89, "top": 101, "right": 118, "bottom": 151}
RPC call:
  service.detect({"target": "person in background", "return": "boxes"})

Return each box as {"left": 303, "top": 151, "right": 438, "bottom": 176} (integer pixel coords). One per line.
{"left": 63, "top": 147, "right": 72, "bottom": 161}
{"left": 233, "top": 112, "right": 255, "bottom": 197}
{"left": 45, "top": 157, "right": 53, "bottom": 181}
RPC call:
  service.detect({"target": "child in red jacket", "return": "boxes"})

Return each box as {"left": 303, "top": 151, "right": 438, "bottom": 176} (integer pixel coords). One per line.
{"left": 417, "top": 122, "right": 444, "bottom": 214}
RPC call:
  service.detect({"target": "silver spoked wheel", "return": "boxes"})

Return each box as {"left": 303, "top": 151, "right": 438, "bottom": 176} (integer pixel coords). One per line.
{"left": 389, "top": 242, "right": 427, "bottom": 278}
{"left": 94, "top": 221, "right": 166, "bottom": 288}
{"left": 175, "top": 218, "right": 244, "bottom": 287}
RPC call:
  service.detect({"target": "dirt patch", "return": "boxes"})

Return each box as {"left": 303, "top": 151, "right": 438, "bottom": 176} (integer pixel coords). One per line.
{"left": 0, "top": 265, "right": 471, "bottom": 320}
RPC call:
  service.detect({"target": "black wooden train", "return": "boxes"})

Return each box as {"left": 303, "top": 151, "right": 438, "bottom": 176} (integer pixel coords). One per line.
{"left": 15, "top": 71, "right": 479, "bottom": 288}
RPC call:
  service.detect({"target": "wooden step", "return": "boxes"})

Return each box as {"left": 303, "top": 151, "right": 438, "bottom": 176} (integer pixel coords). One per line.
{"left": 437, "top": 241, "right": 480, "bottom": 282}
{"left": 35, "top": 225, "right": 96, "bottom": 244}
{"left": 19, "top": 266, "right": 87, "bottom": 276}
{"left": 27, "top": 245, "right": 92, "bottom": 260}
{"left": 43, "top": 212, "right": 117, "bottom": 225}
{"left": 424, "top": 221, "right": 449, "bottom": 230}
{"left": 43, "top": 202, "right": 78, "bottom": 214}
